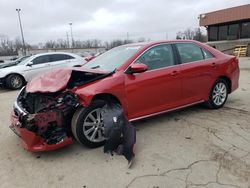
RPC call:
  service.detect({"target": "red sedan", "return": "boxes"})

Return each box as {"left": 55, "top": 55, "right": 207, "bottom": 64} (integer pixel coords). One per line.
{"left": 10, "top": 40, "right": 239, "bottom": 151}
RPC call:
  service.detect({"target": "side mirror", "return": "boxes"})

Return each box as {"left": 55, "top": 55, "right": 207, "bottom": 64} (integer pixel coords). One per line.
{"left": 27, "top": 62, "right": 33, "bottom": 67}
{"left": 128, "top": 63, "right": 148, "bottom": 74}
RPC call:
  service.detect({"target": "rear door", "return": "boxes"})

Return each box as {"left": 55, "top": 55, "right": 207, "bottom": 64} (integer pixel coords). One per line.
{"left": 125, "top": 44, "right": 182, "bottom": 120}
{"left": 174, "top": 42, "right": 217, "bottom": 104}
{"left": 50, "top": 54, "right": 76, "bottom": 69}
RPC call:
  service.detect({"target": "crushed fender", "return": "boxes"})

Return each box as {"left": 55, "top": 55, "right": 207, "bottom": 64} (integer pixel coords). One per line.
{"left": 11, "top": 68, "right": 114, "bottom": 152}
{"left": 101, "top": 102, "right": 136, "bottom": 167}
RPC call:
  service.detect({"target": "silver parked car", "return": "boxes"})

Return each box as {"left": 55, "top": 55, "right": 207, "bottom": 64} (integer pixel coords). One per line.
{"left": 0, "top": 52, "right": 86, "bottom": 89}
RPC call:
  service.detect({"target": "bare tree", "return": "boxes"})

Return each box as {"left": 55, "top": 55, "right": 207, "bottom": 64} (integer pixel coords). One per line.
{"left": 176, "top": 31, "right": 183, "bottom": 39}
{"left": 193, "top": 28, "right": 207, "bottom": 42}
{"left": 44, "top": 40, "right": 56, "bottom": 48}
{"left": 176, "top": 27, "right": 207, "bottom": 42}
{"left": 55, "top": 39, "right": 68, "bottom": 48}
{"left": 0, "top": 34, "right": 16, "bottom": 56}
{"left": 183, "top": 28, "right": 195, "bottom": 40}
{"left": 91, "top": 39, "right": 101, "bottom": 48}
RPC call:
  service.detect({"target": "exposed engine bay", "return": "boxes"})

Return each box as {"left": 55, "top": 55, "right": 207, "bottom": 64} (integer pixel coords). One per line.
{"left": 15, "top": 88, "right": 78, "bottom": 145}
{"left": 12, "top": 69, "right": 112, "bottom": 146}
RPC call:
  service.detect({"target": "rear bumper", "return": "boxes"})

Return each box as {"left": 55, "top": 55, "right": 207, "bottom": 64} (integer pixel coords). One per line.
{"left": 230, "top": 67, "right": 240, "bottom": 93}
{"left": 10, "top": 110, "right": 73, "bottom": 152}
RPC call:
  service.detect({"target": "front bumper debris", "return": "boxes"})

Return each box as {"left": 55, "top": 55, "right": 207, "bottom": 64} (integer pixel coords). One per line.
{"left": 10, "top": 87, "right": 76, "bottom": 152}
{"left": 10, "top": 111, "right": 73, "bottom": 152}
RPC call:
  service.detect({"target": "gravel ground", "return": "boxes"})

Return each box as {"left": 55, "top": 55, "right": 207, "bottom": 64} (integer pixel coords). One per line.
{"left": 0, "top": 57, "right": 250, "bottom": 188}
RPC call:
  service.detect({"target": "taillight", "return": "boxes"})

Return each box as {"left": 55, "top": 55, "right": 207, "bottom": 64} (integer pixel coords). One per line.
{"left": 231, "top": 58, "right": 239, "bottom": 69}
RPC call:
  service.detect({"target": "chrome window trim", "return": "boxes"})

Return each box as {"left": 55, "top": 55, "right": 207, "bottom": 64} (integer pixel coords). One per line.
{"left": 124, "top": 42, "right": 216, "bottom": 74}
{"left": 175, "top": 42, "right": 216, "bottom": 64}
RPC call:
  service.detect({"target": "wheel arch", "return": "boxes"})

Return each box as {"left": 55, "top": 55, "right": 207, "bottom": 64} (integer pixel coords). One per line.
{"left": 5, "top": 73, "right": 26, "bottom": 83}
{"left": 92, "top": 93, "right": 122, "bottom": 105}
{"left": 218, "top": 76, "right": 232, "bottom": 93}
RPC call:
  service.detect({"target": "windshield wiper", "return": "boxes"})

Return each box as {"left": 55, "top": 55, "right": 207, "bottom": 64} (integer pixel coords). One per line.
{"left": 91, "top": 65, "right": 100, "bottom": 69}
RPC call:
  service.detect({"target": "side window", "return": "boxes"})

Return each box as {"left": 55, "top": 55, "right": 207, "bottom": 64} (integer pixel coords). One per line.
{"left": 176, "top": 43, "right": 204, "bottom": 64}
{"left": 202, "top": 49, "right": 214, "bottom": 59}
{"left": 136, "top": 44, "right": 175, "bottom": 71}
{"left": 50, "top": 54, "right": 74, "bottom": 62}
{"left": 32, "top": 55, "right": 50, "bottom": 65}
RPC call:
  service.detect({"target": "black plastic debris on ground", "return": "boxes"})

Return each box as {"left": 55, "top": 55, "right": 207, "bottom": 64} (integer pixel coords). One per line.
{"left": 101, "top": 102, "right": 136, "bottom": 167}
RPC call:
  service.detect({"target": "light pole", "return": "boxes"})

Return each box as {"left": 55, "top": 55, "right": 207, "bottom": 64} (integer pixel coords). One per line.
{"left": 66, "top": 32, "right": 70, "bottom": 48}
{"left": 69, "top": 23, "right": 74, "bottom": 48}
{"left": 16, "top": 8, "right": 26, "bottom": 55}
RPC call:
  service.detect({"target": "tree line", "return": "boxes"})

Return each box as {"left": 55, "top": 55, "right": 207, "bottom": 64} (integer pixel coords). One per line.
{"left": 0, "top": 27, "right": 207, "bottom": 56}
{"left": 0, "top": 34, "right": 138, "bottom": 56}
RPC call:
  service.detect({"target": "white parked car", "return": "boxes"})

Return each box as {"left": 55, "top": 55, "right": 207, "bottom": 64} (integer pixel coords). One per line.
{"left": 0, "top": 52, "right": 86, "bottom": 89}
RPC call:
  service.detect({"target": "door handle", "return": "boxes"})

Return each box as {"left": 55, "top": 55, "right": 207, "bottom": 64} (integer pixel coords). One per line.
{"left": 170, "top": 71, "right": 179, "bottom": 76}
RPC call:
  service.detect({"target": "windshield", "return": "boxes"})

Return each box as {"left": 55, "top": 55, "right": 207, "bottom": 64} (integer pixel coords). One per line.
{"left": 83, "top": 45, "right": 142, "bottom": 72}
{"left": 18, "top": 56, "right": 34, "bottom": 65}
{"left": 15, "top": 56, "right": 30, "bottom": 64}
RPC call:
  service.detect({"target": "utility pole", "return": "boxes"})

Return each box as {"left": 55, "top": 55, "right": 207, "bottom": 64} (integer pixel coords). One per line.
{"left": 69, "top": 23, "right": 74, "bottom": 48}
{"left": 127, "top": 32, "right": 129, "bottom": 41}
{"left": 165, "top": 32, "right": 168, "bottom": 40}
{"left": 66, "top": 32, "right": 69, "bottom": 48}
{"left": 16, "top": 8, "right": 26, "bottom": 55}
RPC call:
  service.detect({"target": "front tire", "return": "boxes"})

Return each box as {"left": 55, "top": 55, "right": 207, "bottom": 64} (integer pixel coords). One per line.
{"left": 206, "top": 79, "right": 229, "bottom": 109}
{"left": 71, "top": 100, "right": 106, "bottom": 148}
{"left": 6, "top": 74, "right": 24, "bottom": 90}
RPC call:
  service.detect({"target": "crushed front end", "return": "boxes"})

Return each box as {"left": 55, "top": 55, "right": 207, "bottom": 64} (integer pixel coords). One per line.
{"left": 10, "top": 87, "right": 78, "bottom": 151}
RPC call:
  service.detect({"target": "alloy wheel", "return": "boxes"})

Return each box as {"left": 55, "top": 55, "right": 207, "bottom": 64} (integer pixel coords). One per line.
{"left": 82, "top": 108, "right": 105, "bottom": 143}
{"left": 10, "top": 75, "right": 23, "bottom": 89}
{"left": 212, "top": 82, "right": 227, "bottom": 106}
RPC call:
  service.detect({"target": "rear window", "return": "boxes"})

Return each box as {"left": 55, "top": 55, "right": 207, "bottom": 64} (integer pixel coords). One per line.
{"left": 202, "top": 49, "right": 214, "bottom": 59}
{"left": 50, "top": 54, "right": 74, "bottom": 62}
{"left": 175, "top": 43, "right": 204, "bottom": 64}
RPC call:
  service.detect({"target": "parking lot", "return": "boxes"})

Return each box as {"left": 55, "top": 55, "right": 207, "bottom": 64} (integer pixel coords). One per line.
{"left": 0, "top": 57, "right": 250, "bottom": 188}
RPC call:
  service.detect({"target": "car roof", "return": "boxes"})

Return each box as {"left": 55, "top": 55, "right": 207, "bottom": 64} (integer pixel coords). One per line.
{"left": 121, "top": 40, "right": 223, "bottom": 57}
{"left": 122, "top": 40, "right": 203, "bottom": 48}
{"left": 31, "top": 52, "right": 80, "bottom": 57}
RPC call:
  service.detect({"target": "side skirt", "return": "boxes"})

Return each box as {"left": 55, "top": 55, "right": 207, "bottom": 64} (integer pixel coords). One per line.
{"left": 129, "top": 100, "right": 204, "bottom": 122}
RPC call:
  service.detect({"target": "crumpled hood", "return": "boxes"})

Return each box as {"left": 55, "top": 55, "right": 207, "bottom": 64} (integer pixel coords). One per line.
{"left": 26, "top": 67, "right": 109, "bottom": 93}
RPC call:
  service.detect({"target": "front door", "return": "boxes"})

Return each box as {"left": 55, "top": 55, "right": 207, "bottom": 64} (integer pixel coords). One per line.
{"left": 125, "top": 44, "right": 182, "bottom": 120}
{"left": 24, "top": 55, "right": 52, "bottom": 82}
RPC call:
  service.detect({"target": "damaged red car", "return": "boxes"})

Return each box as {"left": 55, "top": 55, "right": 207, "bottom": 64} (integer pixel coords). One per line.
{"left": 10, "top": 40, "right": 239, "bottom": 152}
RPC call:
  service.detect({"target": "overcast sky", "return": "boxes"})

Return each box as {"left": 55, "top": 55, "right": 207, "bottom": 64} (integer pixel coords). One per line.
{"left": 0, "top": 0, "right": 249, "bottom": 44}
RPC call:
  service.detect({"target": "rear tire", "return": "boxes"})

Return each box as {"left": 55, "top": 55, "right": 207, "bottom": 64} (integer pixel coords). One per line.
{"left": 6, "top": 74, "right": 24, "bottom": 90}
{"left": 205, "top": 79, "right": 229, "bottom": 109}
{"left": 71, "top": 100, "right": 106, "bottom": 148}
